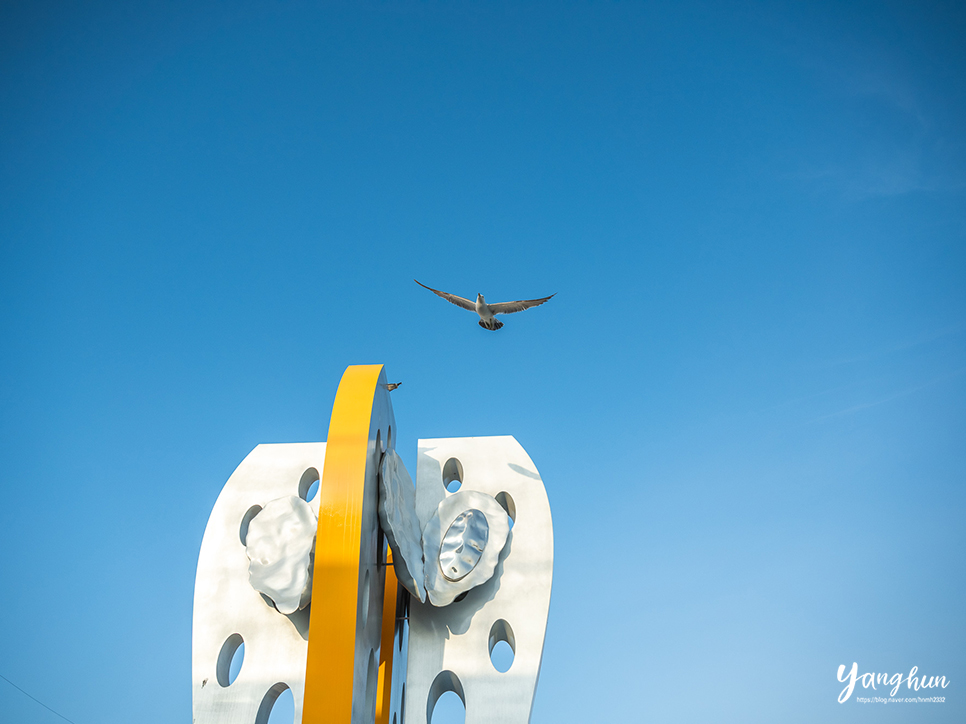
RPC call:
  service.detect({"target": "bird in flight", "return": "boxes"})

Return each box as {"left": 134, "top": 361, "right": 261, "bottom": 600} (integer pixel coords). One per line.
{"left": 415, "top": 280, "right": 555, "bottom": 331}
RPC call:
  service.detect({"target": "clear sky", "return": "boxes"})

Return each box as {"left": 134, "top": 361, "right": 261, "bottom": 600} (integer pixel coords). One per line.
{"left": 1, "top": 2, "right": 964, "bottom": 723}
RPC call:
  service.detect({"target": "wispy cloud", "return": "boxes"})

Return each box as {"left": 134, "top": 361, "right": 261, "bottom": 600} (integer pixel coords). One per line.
{"left": 811, "top": 322, "right": 966, "bottom": 370}
{"left": 786, "top": 41, "right": 965, "bottom": 199}
{"left": 812, "top": 365, "right": 966, "bottom": 421}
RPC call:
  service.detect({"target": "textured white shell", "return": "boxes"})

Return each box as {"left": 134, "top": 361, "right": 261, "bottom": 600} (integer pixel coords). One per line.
{"left": 422, "top": 490, "right": 510, "bottom": 607}
{"left": 378, "top": 449, "right": 427, "bottom": 602}
{"left": 245, "top": 495, "right": 317, "bottom": 615}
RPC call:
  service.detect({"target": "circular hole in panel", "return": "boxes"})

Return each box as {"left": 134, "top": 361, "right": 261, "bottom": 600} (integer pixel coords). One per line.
{"left": 427, "top": 671, "right": 465, "bottom": 724}
{"left": 453, "top": 592, "right": 468, "bottom": 603}
{"left": 240, "top": 505, "right": 262, "bottom": 545}
{"left": 364, "top": 649, "right": 378, "bottom": 716}
{"left": 442, "top": 458, "right": 463, "bottom": 493}
{"left": 304, "top": 480, "right": 319, "bottom": 502}
{"left": 490, "top": 641, "right": 514, "bottom": 673}
{"left": 228, "top": 643, "right": 245, "bottom": 683}
{"left": 488, "top": 619, "right": 516, "bottom": 673}
{"left": 495, "top": 491, "right": 515, "bottom": 529}
{"left": 267, "top": 686, "right": 294, "bottom": 724}
{"left": 430, "top": 693, "right": 465, "bottom": 723}
{"left": 255, "top": 683, "right": 292, "bottom": 724}
{"left": 216, "top": 634, "right": 244, "bottom": 687}
{"left": 298, "top": 468, "right": 320, "bottom": 502}
{"left": 360, "top": 569, "right": 371, "bottom": 630}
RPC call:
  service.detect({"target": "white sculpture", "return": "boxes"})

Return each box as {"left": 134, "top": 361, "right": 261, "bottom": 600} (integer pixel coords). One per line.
{"left": 192, "top": 365, "right": 554, "bottom": 724}
{"left": 245, "top": 496, "right": 318, "bottom": 614}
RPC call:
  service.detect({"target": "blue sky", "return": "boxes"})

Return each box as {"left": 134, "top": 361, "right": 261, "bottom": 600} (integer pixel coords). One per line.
{"left": 1, "top": 1, "right": 964, "bottom": 722}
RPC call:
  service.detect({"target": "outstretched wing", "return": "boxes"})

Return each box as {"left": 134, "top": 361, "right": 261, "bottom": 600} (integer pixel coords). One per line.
{"left": 489, "top": 293, "right": 556, "bottom": 315}
{"left": 414, "top": 280, "right": 476, "bottom": 312}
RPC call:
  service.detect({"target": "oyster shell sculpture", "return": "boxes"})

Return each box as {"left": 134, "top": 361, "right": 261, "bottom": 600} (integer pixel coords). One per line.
{"left": 245, "top": 495, "right": 317, "bottom": 614}
{"left": 422, "top": 490, "right": 511, "bottom": 606}
{"left": 378, "top": 449, "right": 427, "bottom": 602}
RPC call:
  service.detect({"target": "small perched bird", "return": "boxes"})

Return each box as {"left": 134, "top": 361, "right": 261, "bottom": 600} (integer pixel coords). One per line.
{"left": 415, "top": 280, "right": 555, "bottom": 331}
{"left": 386, "top": 383, "right": 402, "bottom": 391}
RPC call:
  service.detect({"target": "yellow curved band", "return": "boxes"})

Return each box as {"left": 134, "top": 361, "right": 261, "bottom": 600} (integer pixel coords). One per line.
{"left": 303, "top": 364, "right": 387, "bottom": 723}
{"left": 375, "top": 549, "right": 399, "bottom": 724}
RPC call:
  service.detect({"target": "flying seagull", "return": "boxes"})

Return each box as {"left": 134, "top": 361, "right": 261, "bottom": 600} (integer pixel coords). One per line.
{"left": 415, "top": 280, "right": 555, "bottom": 331}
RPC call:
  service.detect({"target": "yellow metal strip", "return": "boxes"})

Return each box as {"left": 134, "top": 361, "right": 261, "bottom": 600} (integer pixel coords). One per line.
{"left": 303, "top": 364, "right": 384, "bottom": 724}
{"left": 375, "top": 548, "right": 398, "bottom": 724}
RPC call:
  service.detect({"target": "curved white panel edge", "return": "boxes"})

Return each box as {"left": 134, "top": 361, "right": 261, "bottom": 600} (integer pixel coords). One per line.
{"left": 192, "top": 443, "right": 325, "bottom": 724}
{"left": 407, "top": 436, "right": 554, "bottom": 724}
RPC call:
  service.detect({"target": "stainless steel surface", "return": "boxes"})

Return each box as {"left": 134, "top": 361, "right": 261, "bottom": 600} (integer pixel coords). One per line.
{"left": 192, "top": 443, "right": 326, "bottom": 724}
{"left": 245, "top": 495, "right": 317, "bottom": 614}
{"left": 421, "top": 490, "right": 510, "bottom": 607}
{"left": 438, "top": 509, "right": 489, "bottom": 581}
{"left": 378, "top": 448, "right": 427, "bottom": 601}
{"left": 408, "top": 436, "right": 554, "bottom": 724}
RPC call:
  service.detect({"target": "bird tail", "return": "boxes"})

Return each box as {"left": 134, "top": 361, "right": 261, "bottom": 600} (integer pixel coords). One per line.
{"left": 479, "top": 319, "right": 504, "bottom": 331}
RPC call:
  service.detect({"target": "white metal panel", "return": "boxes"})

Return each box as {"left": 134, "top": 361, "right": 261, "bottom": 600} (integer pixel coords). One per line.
{"left": 192, "top": 443, "right": 325, "bottom": 724}
{"left": 407, "top": 436, "right": 553, "bottom": 724}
